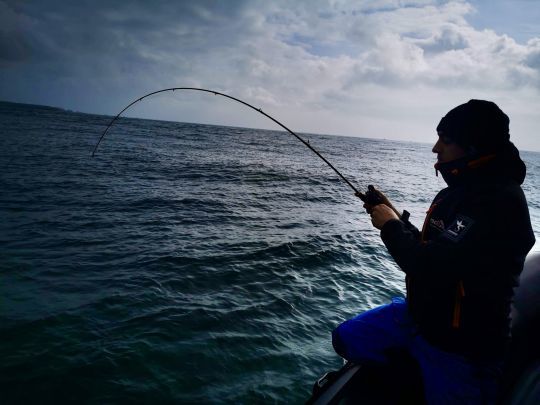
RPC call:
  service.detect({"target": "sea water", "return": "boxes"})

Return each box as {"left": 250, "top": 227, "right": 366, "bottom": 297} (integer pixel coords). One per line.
{"left": 1, "top": 101, "right": 539, "bottom": 403}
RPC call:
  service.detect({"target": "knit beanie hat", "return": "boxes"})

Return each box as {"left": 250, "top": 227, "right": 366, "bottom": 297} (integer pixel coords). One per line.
{"left": 436, "top": 100, "right": 510, "bottom": 153}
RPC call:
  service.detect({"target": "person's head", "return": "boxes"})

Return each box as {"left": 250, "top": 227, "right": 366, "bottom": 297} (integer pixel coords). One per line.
{"left": 432, "top": 135, "right": 468, "bottom": 164}
{"left": 433, "top": 99, "right": 510, "bottom": 164}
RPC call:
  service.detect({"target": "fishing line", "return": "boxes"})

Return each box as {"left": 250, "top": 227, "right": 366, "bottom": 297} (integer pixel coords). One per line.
{"left": 92, "top": 87, "right": 367, "bottom": 199}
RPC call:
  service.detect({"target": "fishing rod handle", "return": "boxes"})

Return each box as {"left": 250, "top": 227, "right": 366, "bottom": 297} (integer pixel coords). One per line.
{"left": 363, "top": 185, "right": 385, "bottom": 206}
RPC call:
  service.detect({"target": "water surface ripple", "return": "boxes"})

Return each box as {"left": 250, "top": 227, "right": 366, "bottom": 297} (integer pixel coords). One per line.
{"left": 1, "top": 101, "right": 539, "bottom": 403}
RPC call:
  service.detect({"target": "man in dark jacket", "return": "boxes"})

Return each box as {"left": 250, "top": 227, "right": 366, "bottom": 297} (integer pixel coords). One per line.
{"left": 332, "top": 100, "right": 535, "bottom": 404}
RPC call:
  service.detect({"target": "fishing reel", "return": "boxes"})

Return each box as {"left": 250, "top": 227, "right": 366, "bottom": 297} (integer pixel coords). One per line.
{"left": 357, "top": 185, "right": 385, "bottom": 207}
{"left": 358, "top": 185, "right": 410, "bottom": 221}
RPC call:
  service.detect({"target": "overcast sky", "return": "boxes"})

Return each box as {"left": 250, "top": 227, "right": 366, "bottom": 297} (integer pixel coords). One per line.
{"left": 1, "top": 0, "right": 539, "bottom": 150}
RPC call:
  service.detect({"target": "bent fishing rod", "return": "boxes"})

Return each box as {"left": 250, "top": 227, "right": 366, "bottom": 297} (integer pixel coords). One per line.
{"left": 92, "top": 87, "right": 378, "bottom": 202}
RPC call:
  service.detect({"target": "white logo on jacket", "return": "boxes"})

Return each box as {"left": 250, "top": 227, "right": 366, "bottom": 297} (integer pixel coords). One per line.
{"left": 444, "top": 215, "right": 474, "bottom": 242}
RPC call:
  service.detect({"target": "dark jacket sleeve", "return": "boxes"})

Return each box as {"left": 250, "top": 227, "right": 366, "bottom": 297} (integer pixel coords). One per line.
{"left": 400, "top": 215, "right": 421, "bottom": 240}
{"left": 380, "top": 196, "right": 497, "bottom": 279}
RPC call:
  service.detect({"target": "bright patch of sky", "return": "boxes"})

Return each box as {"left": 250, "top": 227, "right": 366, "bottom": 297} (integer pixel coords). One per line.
{"left": 468, "top": 0, "right": 540, "bottom": 44}
{"left": 1, "top": 0, "right": 539, "bottom": 151}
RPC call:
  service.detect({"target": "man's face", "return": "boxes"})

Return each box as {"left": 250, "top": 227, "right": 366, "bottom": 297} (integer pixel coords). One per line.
{"left": 432, "top": 133, "right": 467, "bottom": 164}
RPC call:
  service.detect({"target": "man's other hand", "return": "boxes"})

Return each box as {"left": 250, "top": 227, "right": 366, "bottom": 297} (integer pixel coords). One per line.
{"left": 370, "top": 204, "right": 400, "bottom": 229}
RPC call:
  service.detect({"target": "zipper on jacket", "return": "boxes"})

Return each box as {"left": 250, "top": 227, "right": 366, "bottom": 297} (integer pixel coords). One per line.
{"left": 421, "top": 203, "right": 437, "bottom": 242}
{"left": 410, "top": 203, "right": 438, "bottom": 310}
{"left": 452, "top": 280, "right": 465, "bottom": 329}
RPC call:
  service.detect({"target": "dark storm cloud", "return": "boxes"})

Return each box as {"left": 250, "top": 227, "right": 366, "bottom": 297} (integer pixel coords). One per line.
{"left": 1, "top": 0, "right": 250, "bottom": 69}
{"left": 0, "top": 0, "right": 264, "bottom": 112}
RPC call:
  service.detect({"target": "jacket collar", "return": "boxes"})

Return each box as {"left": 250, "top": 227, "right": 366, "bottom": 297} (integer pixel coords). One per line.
{"left": 434, "top": 154, "right": 497, "bottom": 187}
{"left": 434, "top": 141, "right": 526, "bottom": 188}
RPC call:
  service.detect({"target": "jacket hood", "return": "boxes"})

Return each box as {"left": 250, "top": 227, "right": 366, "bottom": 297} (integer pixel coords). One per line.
{"left": 435, "top": 141, "right": 526, "bottom": 187}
